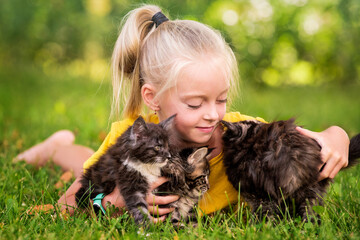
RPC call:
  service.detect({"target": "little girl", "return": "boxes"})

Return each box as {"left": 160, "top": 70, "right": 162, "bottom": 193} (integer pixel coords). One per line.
{"left": 15, "top": 5, "right": 349, "bottom": 221}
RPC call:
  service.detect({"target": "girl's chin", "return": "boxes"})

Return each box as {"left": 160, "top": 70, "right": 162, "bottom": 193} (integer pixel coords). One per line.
{"left": 188, "top": 136, "right": 213, "bottom": 146}
{"left": 176, "top": 130, "right": 215, "bottom": 148}
{"left": 177, "top": 136, "right": 211, "bottom": 148}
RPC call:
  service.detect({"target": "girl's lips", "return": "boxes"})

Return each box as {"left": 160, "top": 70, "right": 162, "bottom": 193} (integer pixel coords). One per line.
{"left": 196, "top": 126, "right": 215, "bottom": 133}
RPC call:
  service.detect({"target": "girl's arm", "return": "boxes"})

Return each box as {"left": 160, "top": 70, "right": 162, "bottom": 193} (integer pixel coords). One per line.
{"left": 57, "top": 177, "right": 179, "bottom": 222}
{"left": 57, "top": 177, "right": 83, "bottom": 215}
{"left": 296, "top": 126, "right": 350, "bottom": 180}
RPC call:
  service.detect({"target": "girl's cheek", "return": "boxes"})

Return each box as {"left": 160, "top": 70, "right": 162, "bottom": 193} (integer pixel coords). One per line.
{"left": 218, "top": 105, "right": 226, "bottom": 119}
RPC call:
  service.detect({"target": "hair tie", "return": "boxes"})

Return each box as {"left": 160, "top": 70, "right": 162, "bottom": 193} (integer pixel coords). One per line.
{"left": 152, "top": 12, "right": 169, "bottom": 28}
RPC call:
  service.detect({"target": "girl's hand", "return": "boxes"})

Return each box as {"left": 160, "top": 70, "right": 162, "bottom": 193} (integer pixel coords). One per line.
{"left": 296, "top": 126, "right": 349, "bottom": 180}
{"left": 102, "top": 177, "right": 179, "bottom": 222}
{"left": 101, "top": 186, "right": 126, "bottom": 217}
{"left": 146, "top": 177, "right": 180, "bottom": 223}
{"left": 58, "top": 177, "right": 83, "bottom": 215}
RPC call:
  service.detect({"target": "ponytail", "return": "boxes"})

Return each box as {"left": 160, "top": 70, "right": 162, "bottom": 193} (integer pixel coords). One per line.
{"left": 111, "top": 5, "right": 239, "bottom": 121}
{"left": 111, "top": 5, "right": 161, "bottom": 120}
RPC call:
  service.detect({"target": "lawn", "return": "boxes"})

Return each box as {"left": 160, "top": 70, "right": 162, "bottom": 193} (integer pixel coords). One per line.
{"left": 1, "top": 66, "right": 359, "bottom": 239}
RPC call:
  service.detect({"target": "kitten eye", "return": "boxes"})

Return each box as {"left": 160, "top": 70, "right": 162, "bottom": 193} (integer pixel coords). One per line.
{"left": 154, "top": 146, "right": 161, "bottom": 151}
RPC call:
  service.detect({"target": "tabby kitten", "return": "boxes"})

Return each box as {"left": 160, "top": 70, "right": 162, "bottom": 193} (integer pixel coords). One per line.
{"left": 221, "top": 119, "right": 360, "bottom": 222}
{"left": 75, "top": 116, "right": 176, "bottom": 225}
{"left": 154, "top": 147, "right": 210, "bottom": 225}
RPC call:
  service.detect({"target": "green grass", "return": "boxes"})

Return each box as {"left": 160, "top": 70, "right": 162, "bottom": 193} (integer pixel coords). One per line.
{"left": 1, "top": 66, "right": 359, "bottom": 239}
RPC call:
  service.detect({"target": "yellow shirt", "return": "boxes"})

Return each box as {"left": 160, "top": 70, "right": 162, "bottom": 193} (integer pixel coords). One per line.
{"left": 83, "top": 112, "right": 265, "bottom": 215}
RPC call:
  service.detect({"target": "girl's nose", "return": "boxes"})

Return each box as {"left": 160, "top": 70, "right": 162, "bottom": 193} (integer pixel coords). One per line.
{"left": 204, "top": 104, "right": 219, "bottom": 121}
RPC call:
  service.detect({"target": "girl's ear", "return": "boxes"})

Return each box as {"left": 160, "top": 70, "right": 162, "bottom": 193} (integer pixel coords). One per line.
{"left": 141, "top": 83, "right": 160, "bottom": 111}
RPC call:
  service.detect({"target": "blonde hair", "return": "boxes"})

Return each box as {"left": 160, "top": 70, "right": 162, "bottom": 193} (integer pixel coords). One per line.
{"left": 111, "top": 4, "right": 239, "bottom": 120}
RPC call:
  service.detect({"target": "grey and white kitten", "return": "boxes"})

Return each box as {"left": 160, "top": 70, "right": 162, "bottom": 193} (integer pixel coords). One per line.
{"left": 75, "top": 116, "right": 175, "bottom": 224}
{"left": 75, "top": 115, "right": 210, "bottom": 226}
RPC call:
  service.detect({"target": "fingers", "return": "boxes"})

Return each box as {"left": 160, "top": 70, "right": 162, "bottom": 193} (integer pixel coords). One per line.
{"left": 319, "top": 147, "right": 331, "bottom": 170}
{"left": 319, "top": 151, "right": 347, "bottom": 180}
{"left": 102, "top": 187, "right": 125, "bottom": 210}
{"left": 148, "top": 205, "right": 174, "bottom": 216}
{"left": 146, "top": 194, "right": 179, "bottom": 206}
{"left": 297, "top": 126, "right": 350, "bottom": 181}
{"left": 146, "top": 194, "right": 179, "bottom": 219}
{"left": 296, "top": 127, "right": 323, "bottom": 147}
{"left": 149, "top": 177, "right": 169, "bottom": 191}
{"left": 329, "top": 162, "right": 345, "bottom": 179}
{"left": 318, "top": 151, "right": 335, "bottom": 180}
{"left": 149, "top": 215, "right": 166, "bottom": 223}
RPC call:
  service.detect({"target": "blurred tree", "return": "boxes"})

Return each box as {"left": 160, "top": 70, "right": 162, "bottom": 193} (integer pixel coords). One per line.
{"left": 0, "top": 0, "right": 358, "bottom": 85}
{"left": 201, "top": 0, "right": 360, "bottom": 86}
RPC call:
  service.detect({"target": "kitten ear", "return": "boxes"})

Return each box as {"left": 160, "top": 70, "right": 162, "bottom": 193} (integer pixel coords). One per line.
{"left": 221, "top": 120, "right": 232, "bottom": 129}
{"left": 159, "top": 114, "right": 176, "bottom": 130}
{"left": 221, "top": 120, "right": 237, "bottom": 134}
{"left": 187, "top": 147, "right": 208, "bottom": 165}
{"left": 130, "top": 116, "right": 148, "bottom": 142}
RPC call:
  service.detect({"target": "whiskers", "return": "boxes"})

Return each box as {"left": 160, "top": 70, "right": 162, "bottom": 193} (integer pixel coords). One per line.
{"left": 199, "top": 191, "right": 210, "bottom": 206}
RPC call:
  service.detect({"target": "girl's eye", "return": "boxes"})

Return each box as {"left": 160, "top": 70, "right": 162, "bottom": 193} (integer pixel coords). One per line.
{"left": 217, "top": 99, "right": 227, "bottom": 104}
{"left": 187, "top": 104, "right": 201, "bottom": 109}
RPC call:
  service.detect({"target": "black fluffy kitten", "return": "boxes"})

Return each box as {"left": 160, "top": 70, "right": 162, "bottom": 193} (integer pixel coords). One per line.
{"left": 154, "top": 147, "right": 210, "bottom": 225}
{"left": 221, "top": 119, "right": 360, "bottom": 222}
{"left": 75, "top": 116, "right": 176, "bottom": 224}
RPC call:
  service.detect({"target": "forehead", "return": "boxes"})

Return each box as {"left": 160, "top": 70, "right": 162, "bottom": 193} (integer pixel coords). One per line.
{"left": 176, "top": 62, "right": 230, "bottom": 98}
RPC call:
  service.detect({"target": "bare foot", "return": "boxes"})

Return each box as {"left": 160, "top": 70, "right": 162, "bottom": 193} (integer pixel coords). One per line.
{"left": 13, "top": 130, "right": 75, "bottom": 166}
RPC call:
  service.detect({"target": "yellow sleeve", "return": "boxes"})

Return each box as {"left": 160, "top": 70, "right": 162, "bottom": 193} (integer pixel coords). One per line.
{"left": 223, "top": 111, "right": 266, "bottom": 123}
{"left": 82, "top": 118, "right": 135, "bottom": 171}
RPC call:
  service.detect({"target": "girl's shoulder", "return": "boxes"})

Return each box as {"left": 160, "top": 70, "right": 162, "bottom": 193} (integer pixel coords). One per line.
{"left": 110, "top": 113, "right": 159, "bottom": 139}
{"left": 110, "top": 118, "right": 136, "bottom": 136}
{"left": 224, "top": 112, "right": 266, "bottom": 123}
{"left": 111, "top": 114, "right": 159, "bottom": 132}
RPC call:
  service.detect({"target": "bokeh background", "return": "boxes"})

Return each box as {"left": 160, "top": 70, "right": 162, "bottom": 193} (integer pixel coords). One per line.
{"left": 0, "top": 1, "right": 360, "bottom": 238}
{"left": 2, "top": 0, "right": 359, "bottom": 85}
{"left": 1, "top": 0, "right": 360, "bottom": 148}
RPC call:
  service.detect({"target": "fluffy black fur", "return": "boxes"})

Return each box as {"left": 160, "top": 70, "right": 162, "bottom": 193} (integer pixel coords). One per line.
{"left": 221, "top": 119, "right": 360, "bottom": 222}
